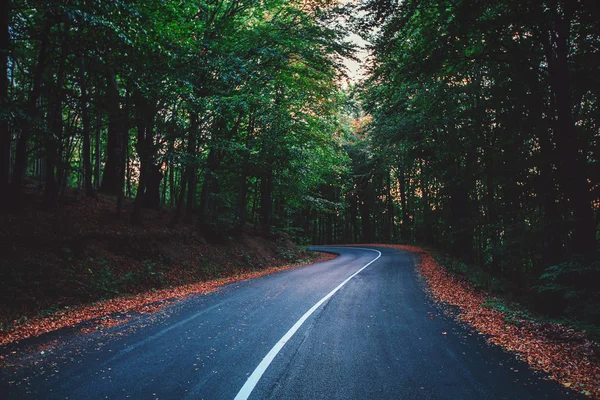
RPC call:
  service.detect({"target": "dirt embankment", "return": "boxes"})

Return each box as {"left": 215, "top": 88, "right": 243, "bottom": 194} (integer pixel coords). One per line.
{"left": 0, "top": 186, "right": 328, "bottom": 345}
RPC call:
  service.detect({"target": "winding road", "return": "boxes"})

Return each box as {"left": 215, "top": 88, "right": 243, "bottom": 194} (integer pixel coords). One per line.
{"left": 0, "top": 246, "right": 580, "bottom": 399}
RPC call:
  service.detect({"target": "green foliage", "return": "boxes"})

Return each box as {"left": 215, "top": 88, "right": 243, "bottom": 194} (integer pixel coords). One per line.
{"left": 482, "top": 297, "right": 534, "bottom": 326}
{"left": 350, "top": 0, "right": 600, "bottom": 328}
{"left": 5, "top": 0, "right": 354, "bottom": 240}
{"left": 274, "top": 236, "right": 301, "bottom": 263}
{"left": 535, "top": 258, "right": 600, "bottom": 324}
{"left": 84, "top": 258, "right": 167, "bottom": 298}
{"left": 85, "top": 258, "right": 124, "bottom": 297}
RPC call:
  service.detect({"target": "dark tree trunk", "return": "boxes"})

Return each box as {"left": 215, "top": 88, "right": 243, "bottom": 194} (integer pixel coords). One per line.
{"left": 197, "top": 116, "right": 239, "bottom": 228}
{"left": 168, "top": 142, "right": 175, "bottom": 208}
{"left": 484, "top": 147, "right": 500, "bottom": 271}
{"left": 186, "top": 114, "right": 198, "bottom": 217}
{"left": 260, "top": 168, "right": 273, "bottom": 234}
{"left": 0, "top": 1, "right": 9, "bottom": 207}
{"left": 251, "top": 178, "right": 259, "bottom": 225}
{"left": 548, "top": 5, "right": 596, "bottom": 254}
{"left": 94, "top": 108, "right": 101, "bottom": 189}
{"left": 44, "top": 37, "right": 69, "bottom": 210}
{"left": 144, "top": 165, "right": 162, "bottom": 209}
{"left": 12, "top": 24, "right": 50, "bottom": 209}
{"left": 171, "top": 166, "right": 188, "bottom": 227}
{"left": 449, "top": 161, "right": 473, "bottom": 262}
{"left": 349, "top": 192, "right": 358, "bottom": 243}
{"left": 235, "top": 115, "right": 254, "bottom": 226}
{"left": 398, "top": 164, "right": 410, "bottom": 242}
{"left": 235, "top": 154, "right": 250, "bottom": 226}
{"left": 78, "top": 57, "right": 94, "bottom": 196}
{"left": 421, "top": 168, "right": 433, "bottom": 246}
{"left": 132, "top": 92, "right": 160, "bottom": 223}
{"left": 198, "top": 148, "right": 218, "bottom": 226}
{"left": 524, "top": 46, "right": 562, "bottom": 265}
{"left": 359, "top": 197, "right": 371, "bottom": 243}
{"left": 100, "top": 70, "right": 127, "bottom": 216}
{"left": 387, "top": 172, "right": 396, "bottom": 242}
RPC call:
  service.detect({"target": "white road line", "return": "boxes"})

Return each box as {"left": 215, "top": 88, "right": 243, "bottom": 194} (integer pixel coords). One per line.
{"left": 234, "top": 247, "right": 382, "bottom": 400}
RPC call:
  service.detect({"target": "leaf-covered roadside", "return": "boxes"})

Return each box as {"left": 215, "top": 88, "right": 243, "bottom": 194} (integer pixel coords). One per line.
{"left": 0, "top": 252, "right": 336, "bottom": 347}
{"left": 382, "top": 245, "right": 600, "bottom": 399}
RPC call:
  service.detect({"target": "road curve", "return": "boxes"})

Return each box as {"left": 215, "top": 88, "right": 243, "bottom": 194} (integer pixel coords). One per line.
{"left": 0, "top": 246, "right": 580, "bottom": 399}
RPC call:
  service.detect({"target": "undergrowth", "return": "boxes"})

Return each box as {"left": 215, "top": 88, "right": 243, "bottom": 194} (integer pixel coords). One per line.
{"left": 434, "top": 252, "right": 600, "bottom": 342}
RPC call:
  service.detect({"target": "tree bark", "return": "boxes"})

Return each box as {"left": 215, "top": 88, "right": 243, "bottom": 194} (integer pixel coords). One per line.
{"left": 132, "top": 92, "right": 160, "bottom": 223}
{"left": 170, "top": 166, "right": 188, "bottom": 227}
{"left": 94, "top": 108, "right": 101, "bottom": 189}
{"left": 78, "top": 57, "right": 94, "bottom": 196}
{"left": 235, "top": 115, "right": 254, "bottom": 226}
{"left": 44, "top": 36, "right": 69, "bottom": 210}
{"left": 398, "top": 164, "right": 410, "bottom": 242}
{"left": 168, "top": 141, "right": 175, "bottom": 207}
{"left": 359, "top": 196, "right": 371, "bottom": 243}
{"left": 100, "top": 70, "right": 127, "bottom": 215}
{"left": 186, "top": 114, "right": 198, "bottom": 217}
{"left": 548, "top": 4, "right": 596, "bottom": 254}
{"left": 12, "top": 22, "right": 50, "bottom": 209}
{"left": 0, "top": 1, "right": 9, "bottom": 207}
{"left": 449, "top": 159, "right": 474, "bottom": 262}
{"left": 197, "top": 115, "right": 238, "bottom": 228}
{"left": 260, "top": 168, "right": 274, "bottom": 234}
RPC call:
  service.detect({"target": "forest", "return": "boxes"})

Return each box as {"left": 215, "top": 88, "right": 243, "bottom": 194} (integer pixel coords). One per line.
{"left": 2, "top": 1, "right": 600, "bottom": 330}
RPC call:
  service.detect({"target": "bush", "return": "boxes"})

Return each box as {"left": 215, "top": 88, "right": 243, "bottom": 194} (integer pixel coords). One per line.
{"left": 535, "top": 256, "right": 600, "bottom": 324}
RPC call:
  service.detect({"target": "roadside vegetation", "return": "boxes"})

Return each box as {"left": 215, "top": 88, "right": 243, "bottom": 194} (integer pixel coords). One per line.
{"left": 0, "top": 184, "right": 333, "bottom": 345}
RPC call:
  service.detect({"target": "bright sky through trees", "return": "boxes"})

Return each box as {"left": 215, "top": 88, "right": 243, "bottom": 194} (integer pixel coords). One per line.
{"left": 343, "top": 31, "right": 368, "bottom": 84}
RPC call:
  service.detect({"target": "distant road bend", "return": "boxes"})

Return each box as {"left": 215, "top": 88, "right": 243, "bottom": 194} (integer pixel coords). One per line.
{"left": 0, "top": 246, "right": 579, "bottom": 399}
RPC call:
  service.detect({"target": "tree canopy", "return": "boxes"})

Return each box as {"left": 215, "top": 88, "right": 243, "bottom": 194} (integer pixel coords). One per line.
{"left": 2, "top": 0, "right": 354, "bottom": 237}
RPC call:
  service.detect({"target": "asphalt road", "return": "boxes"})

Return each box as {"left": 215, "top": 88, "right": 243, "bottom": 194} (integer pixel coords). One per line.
{"left": 0, "top": 246, "right": 580, "bottom": 399}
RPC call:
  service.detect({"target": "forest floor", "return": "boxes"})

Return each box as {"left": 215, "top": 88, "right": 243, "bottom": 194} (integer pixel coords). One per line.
{"left": 0, "top": 183, "right": 332, "bottom": 347}
{"left": 371, "top": 244, "right": 600, "bottom": 399}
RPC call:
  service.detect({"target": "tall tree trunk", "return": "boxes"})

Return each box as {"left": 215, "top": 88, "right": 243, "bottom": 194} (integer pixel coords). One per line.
{"left": 100, "top": 70, "right": 126, "bottom": 215}
{"left": 12, "top": 24, "right": 50, "bottom": 209}
{"left": 548, "top": 5, "right": 596, "bottom": 254}
{"left": 524, "top": 44, "right": 562, "bottom": 265}
{"left": 449, "top": 159, "right": 474, "bottom": 262}
{"left": 398, "top": 164, "right": 410, "bottom": 242}
{"left": 186, "top": 114, "right": 198, "bottom": 217}
{"left": 198, "top": 149, "right": 216, "bottom": 226}
{"left": 94, "top": 108, "right": 101, "bottom": 189}
{"left": 44, "top": 36, "right": 69, "bottom": 210}
{"left": 359, "top": 196, "right": 371, "bottom": 243}
{"left": 387, "top": 171, "right": 396, "bottom": 242}
{"left": 132, "top": 93, "right": 160, "bottom": 223}
{"left": 349, "top": 192, "right": 358, "bottom": 243}
{"left": 260, "top": 168, "right": 274, "bottom": 234}
{"left": 78, "top": 57, "right": 93, "bottom": 196}
{"left": 235, "top": 115, "right": 254, "bottom": 226}
{"left": 197, "top": 116, "right": 238, "bottom": 228}
{"left": 168, "top": 141, "right": 175, "bottom": 207}
{"left": 235, "top": 153, "right": 250, "bottom": 226}
{"left": 0, "top": 1, "right": 9, "bottom": 207}
{"left": 126, "top": 138, "right": 132, "bottom": 197}
{"left": 170, "top": 166, "right": 188, "bottom": 227}
{"left": 421, "top": 166, "right": 433, "bottom": 246}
